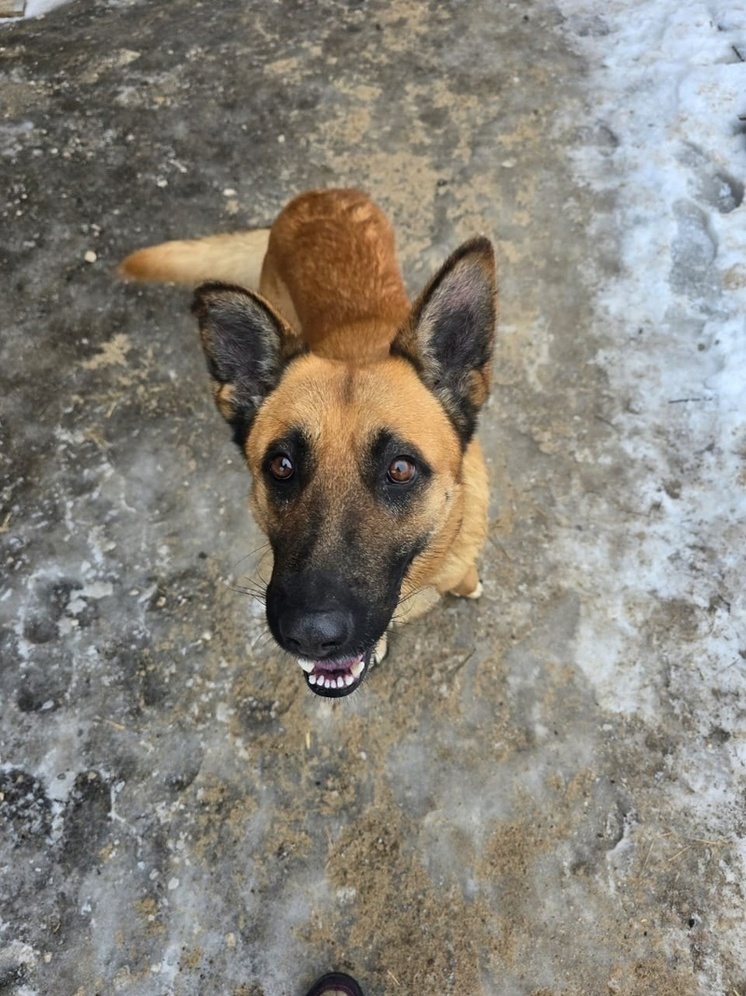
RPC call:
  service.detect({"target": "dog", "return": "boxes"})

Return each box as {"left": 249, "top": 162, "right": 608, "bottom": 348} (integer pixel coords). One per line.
{"left": 119, "top": 189, "right": 496, "bottom": 698}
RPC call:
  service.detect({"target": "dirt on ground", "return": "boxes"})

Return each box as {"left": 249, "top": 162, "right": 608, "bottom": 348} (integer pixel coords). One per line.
{"left": 1, "top": 1, "right": 744, "bottom": 994}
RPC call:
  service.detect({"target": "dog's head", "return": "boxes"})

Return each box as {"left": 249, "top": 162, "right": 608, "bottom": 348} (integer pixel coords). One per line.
{"left": 192, "top": 239, "right": 496, "bottom": 697}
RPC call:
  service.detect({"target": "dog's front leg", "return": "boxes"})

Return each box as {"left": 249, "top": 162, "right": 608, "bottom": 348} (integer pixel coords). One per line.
{"left": 448, "top": 565, "right": 483, "bottom": 600}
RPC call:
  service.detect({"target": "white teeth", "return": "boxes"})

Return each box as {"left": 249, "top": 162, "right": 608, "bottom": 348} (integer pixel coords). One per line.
{"left": 305, "top": 659, "right": 367, "bottom": 691}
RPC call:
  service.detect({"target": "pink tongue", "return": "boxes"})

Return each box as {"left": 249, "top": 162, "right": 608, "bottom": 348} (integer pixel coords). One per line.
{"left": 313, "top": 655, "right": 361, "bottom": 673}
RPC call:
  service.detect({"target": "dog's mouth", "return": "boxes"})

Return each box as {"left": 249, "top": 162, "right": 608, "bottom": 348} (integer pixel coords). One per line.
{"left": 297, "top": 648, "right": 373, "bottom": 698}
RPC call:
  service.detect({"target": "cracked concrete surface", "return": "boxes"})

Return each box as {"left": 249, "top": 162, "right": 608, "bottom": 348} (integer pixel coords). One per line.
{"left": 1, "top": 1, "right": 744, "bottom": 994}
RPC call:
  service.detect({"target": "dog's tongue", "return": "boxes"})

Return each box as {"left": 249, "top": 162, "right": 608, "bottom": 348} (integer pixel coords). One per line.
{"left": 313, "top": 655, "right": 361, "bottom": 673}
{"left": 297, "top": 654, "right": 366, "bottom": 681}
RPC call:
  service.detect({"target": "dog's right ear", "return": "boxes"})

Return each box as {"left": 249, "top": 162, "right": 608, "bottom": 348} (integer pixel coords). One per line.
{"left": 192, "top": 282, "right": 303, "bottom": 449}
{"left": 391, "top": 238, "right": 497, "bottom": 446}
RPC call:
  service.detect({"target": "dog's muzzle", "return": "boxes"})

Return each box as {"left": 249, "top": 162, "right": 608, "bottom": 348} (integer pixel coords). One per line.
{"left": 297, "top": 647, "right": 374, "bottom": 698}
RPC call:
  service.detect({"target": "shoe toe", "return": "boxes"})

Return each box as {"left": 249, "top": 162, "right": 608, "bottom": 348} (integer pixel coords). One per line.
{"left": 304, "top": 972, "right": 364, "bottom": 996}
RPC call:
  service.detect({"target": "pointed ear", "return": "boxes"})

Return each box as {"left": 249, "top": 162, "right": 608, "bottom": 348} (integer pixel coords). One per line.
{"left": 392, "top": 238, "right": 496, "bottom": 445}
{"left": 191, "top": 282, "right": 303, "bottom": 449}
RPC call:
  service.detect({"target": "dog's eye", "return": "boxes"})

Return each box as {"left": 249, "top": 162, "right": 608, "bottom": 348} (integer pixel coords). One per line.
{"left": 268, "top": 454, "right": 294, "bottom": 481}
{"left": 387, "top": 457, "right": 417, "bottom": 485}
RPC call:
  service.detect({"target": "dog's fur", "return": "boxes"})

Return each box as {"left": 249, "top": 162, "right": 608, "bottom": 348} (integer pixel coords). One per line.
{"left": 119, "top": 189, "right": 496, "bottom": 697}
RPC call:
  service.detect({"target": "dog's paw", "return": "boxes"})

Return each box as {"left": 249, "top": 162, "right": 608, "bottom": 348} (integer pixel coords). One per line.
{"left": 447, "top": 565, "right": 483, "bottom": 600}
{"left": 449, "top": 577, "right": 483, "bottom": 600}
{"left": 462, "top": 579, "right": 483, "bottom": 600}
{"left": 373, "top": 632, "right": 388, "bottom": 665}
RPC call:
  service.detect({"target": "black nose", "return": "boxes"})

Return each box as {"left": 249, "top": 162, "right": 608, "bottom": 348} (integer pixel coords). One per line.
{"left": 276, "top": 607, "right": 355, "bottom": 659}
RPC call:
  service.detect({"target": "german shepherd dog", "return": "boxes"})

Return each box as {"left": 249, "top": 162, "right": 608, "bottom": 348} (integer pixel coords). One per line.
{"left": 120, "top": 189, "right": 496, "bottom": 698}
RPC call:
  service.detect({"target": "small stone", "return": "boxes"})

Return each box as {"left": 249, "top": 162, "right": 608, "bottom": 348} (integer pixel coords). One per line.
{"left": 84, "top": 250, "right": 97, "bottom": 263}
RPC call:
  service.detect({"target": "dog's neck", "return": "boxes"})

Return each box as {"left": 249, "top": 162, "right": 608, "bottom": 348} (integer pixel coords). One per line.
{"left": 304, "top": 316, "right": 406, "bottom": 363}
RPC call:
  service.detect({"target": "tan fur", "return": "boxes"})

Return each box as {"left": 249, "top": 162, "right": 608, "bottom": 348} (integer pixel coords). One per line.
{"left": 119, "top": 188, "right": 495, "bottom": 680}
{"left": 259, "top": 189, "right": 411, "bottom": 360}
{"left": 245, "top": 353, "right": 488, "bottom": 617}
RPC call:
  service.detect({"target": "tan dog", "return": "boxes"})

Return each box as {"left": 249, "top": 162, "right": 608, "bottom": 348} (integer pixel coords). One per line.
{"left": 120, "top": 189, "right": 496, "bottom": 697}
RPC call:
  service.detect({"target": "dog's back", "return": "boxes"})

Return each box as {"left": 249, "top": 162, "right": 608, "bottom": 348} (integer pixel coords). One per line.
{"left": 119, "top": 189, "right": 409, "bottom": 363}
{"left": 260, "top": 189, "right": 410, "bottom": 361}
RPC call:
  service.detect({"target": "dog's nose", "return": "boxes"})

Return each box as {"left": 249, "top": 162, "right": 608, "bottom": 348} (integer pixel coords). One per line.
{"left": 277, "top": 608, "right": 354, "bottom": 659}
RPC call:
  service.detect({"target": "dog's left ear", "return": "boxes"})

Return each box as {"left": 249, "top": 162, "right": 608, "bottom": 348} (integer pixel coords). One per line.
{"left": 392, "top": 238, "right": 496, "bottom": 445}
{"left": 192, "top": 282, "right": 303, "bottom": 449}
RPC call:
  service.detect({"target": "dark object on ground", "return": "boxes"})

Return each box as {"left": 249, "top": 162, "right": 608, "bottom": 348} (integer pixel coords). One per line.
{"left": 304, "top": 971, "right": 365, "bottom": 996}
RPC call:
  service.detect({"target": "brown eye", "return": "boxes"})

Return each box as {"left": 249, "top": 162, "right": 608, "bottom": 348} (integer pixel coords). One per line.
{"left": 269, "top": 454, "right": 294, "bottom": 481}
{"left": 387, "top": 457, "right": 417, "bottom": 484}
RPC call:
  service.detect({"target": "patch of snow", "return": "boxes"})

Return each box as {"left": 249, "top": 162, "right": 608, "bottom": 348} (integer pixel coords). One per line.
{"left": 553, "top": 0, "right": 746, "bottom": 976}
{"left": 1, "top": 0, "right": 69, "bottom": 19}
{"left": 555, "top": 0, "right": 746, "bottom": 722}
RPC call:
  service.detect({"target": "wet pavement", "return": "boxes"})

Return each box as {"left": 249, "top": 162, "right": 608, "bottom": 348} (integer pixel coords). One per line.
{"left": 1, "top": 1, "right": 744, "bottom": 994}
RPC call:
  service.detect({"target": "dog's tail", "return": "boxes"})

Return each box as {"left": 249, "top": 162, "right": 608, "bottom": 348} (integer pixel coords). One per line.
{"left": 117, "top": 229, "right": 271, "bottom": 290}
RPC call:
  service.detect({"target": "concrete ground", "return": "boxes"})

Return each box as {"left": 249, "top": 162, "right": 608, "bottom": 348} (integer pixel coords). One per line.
{"left": 1, "top": 1, "right": 744, "bottom": 994}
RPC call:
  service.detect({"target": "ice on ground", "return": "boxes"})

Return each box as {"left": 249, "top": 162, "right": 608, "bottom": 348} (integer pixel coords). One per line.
{"left": 555, "top": 0, "right": 746, "bottom": 965}
{"left": 1, "top": 0, "right": 71, "bottom": 17}
{"left": 2, "top": 0, "right": 746, "bottom": 992}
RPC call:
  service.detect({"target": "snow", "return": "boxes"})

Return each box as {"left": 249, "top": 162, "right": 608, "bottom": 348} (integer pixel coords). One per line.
{"left": 553, "top": 0, "right": 745, "bottom": 711}
{"left": 1, "top": 0, "right": 70, "bottom": 18}
{"left": 553, "top": 2, "right": 746, "bottom": 968}
{"left": 2, "top": 0, "right": 745, "bottom": 990}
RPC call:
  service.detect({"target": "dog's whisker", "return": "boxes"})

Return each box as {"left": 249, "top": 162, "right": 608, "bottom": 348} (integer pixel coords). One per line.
{"left": 236, "top": 576, "right": 268, "bottom": 592}
{"left": 249, "top": 629, "right": 275, "bottom": 654}
{"left": 236, "top": 595, "right": 266, "bottom": 607}
{"left": 230, "top": 582, "right": 267, "bottom": 605}
{"left": 230, "top": 542, "right": 271, "bottom": 574}
{"left": 397, "top": 585, "right": 427, "bottom": 606}
{"left": 233, "top": 593, "right": 266, "bottom": 607}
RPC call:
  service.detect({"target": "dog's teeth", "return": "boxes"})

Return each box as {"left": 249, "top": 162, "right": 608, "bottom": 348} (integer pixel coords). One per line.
{"left": 344, "top": 673, "right": 355, "bottom": 686}
{"left": 350, "top": 659, "right": 365, "bottom": 678}
{"left": 308, "top": 673, "right": 317, "bottom": 685}
{"left": 298, "top": 658, "right": 315, "bottom": 673}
